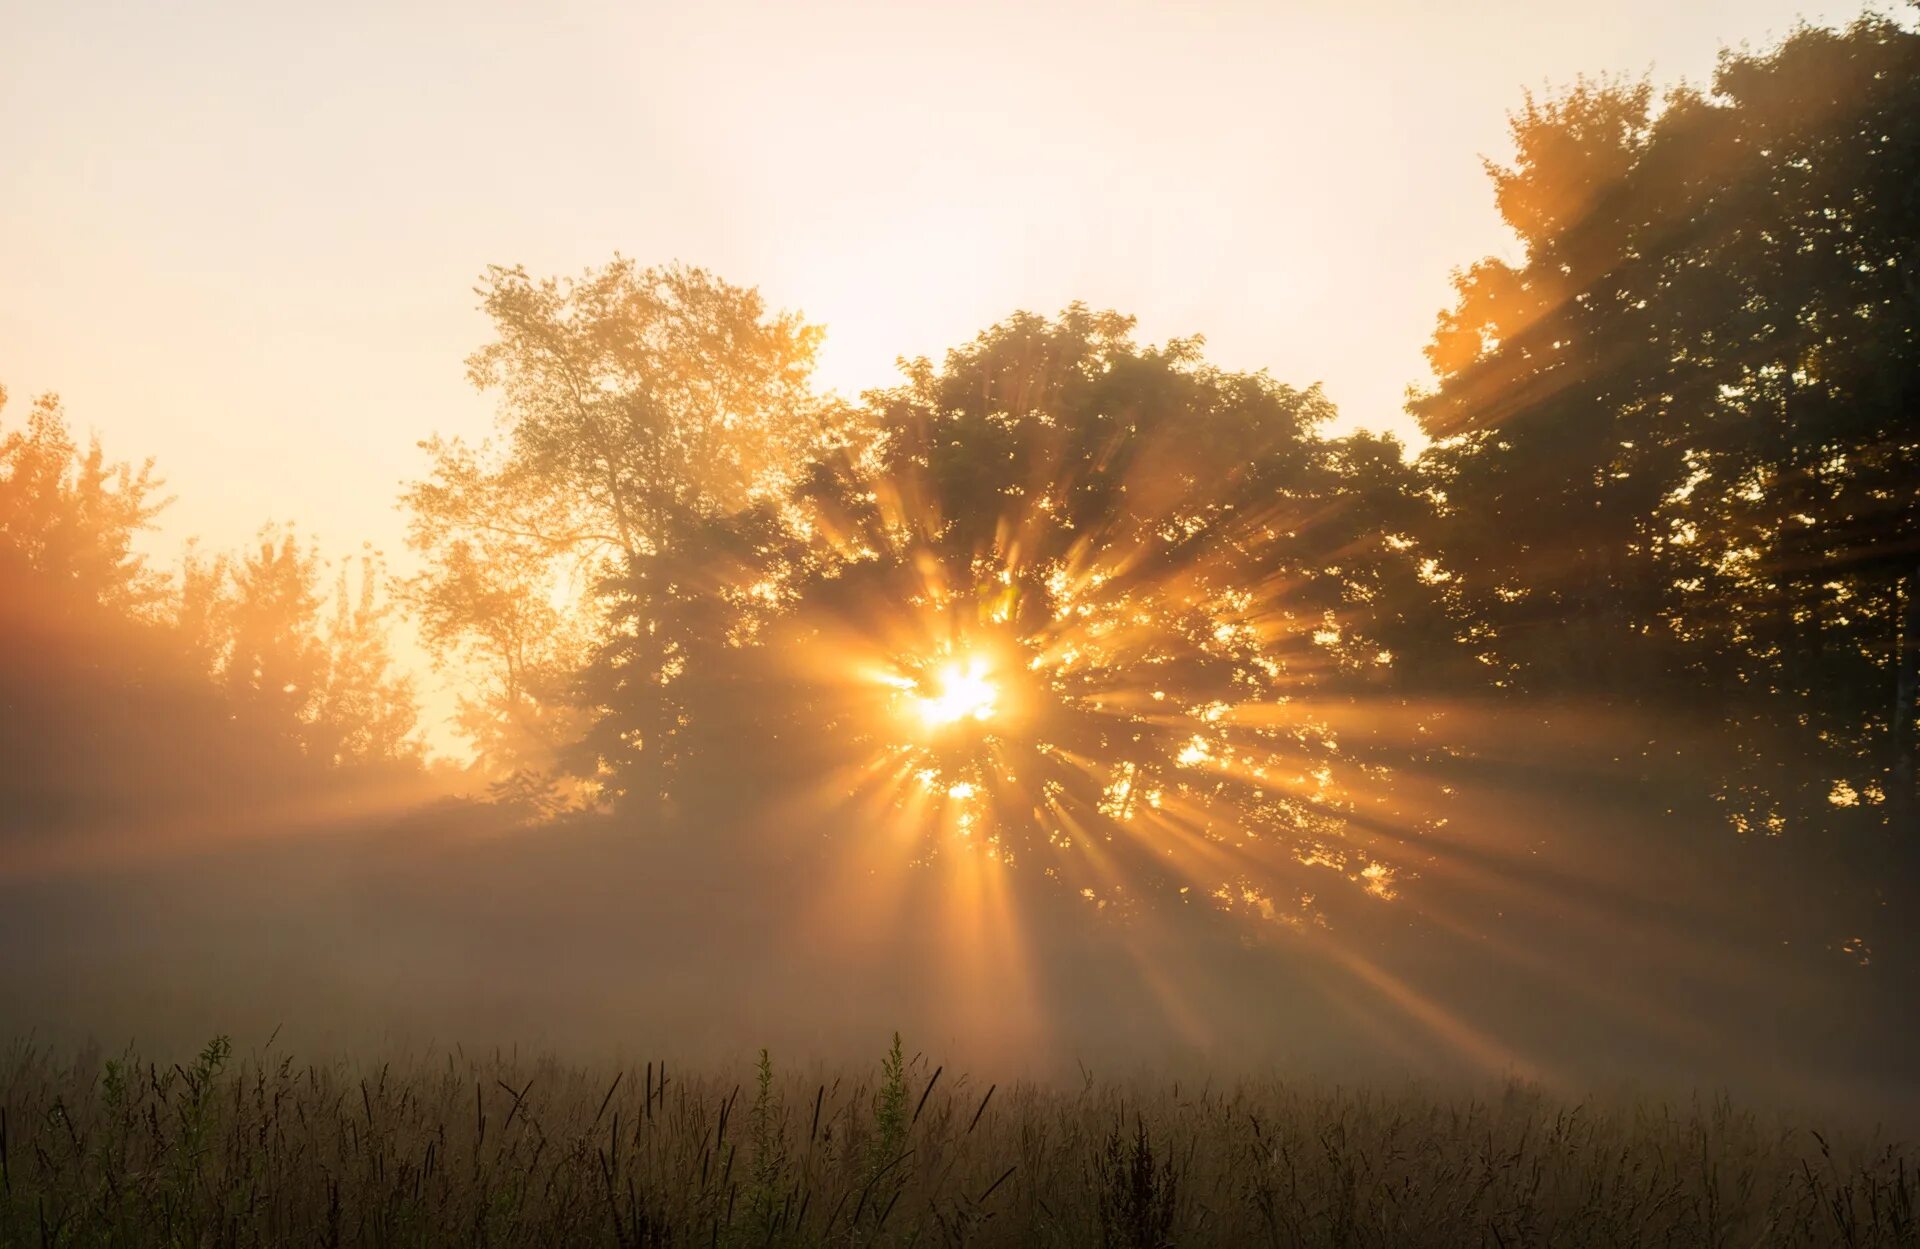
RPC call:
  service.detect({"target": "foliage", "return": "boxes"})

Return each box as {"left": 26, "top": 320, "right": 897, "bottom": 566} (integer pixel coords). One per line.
{"left": 1412, "top": 16, "right": 1920, "bottom": 828}
{"left": 379, "top": 14, "right": 1920, "bottom": 954}
{"left": 869, "top": 1031, "right": 909, "bottom": 1178}
{"left": 0, "top": 389, "right": 424, "bottom": 841}
{"left": 562, "top": 308, "right": 1448, "bottom": 928}
{"left": 748, "top": 1047, "right": 786, "bottom": 1235}
{"left": 0, "top": 388, "right": 169, "bottom": 617}
{"left": 402, "top": 258, "right": 841, "bottom": 779}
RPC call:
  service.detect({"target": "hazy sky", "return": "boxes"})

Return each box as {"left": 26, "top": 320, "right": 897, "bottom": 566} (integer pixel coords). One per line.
{"left": 1, "top": 0, "right": 1880, "bottom": 563}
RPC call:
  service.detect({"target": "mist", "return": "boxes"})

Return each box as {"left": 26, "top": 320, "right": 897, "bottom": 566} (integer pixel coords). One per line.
{"left": 3, "top": 8, "right": 1919, "bottom": 1245}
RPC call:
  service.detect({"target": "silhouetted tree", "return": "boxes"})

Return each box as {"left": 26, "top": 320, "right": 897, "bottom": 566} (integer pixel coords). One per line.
{"left": 1411, "top": 15, "right": 1920, "bottom": 828}
{"left": 573, "top": 308, "right": 1448, "bottom": 919}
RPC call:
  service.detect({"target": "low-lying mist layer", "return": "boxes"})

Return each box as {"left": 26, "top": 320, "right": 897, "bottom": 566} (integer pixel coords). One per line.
{"left": 3, "top": 808, "right": 1914, "bottom": 1119}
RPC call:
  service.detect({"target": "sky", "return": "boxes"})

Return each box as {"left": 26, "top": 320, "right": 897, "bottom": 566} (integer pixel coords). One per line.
{"left": 1, "top": 0, "right": 1881, "bottom": 565}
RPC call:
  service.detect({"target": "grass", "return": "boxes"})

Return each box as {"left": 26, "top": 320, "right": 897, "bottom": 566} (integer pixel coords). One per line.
{"left": 1, "top": 1035, "right": 1914, "bottom": 1247}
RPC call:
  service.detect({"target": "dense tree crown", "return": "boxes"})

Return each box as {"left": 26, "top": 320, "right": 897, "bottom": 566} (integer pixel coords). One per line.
{"left": 1414, "top": 15, "right": 1920, "bottom": 832}
{"left": 562, "top": 309, "right": 1445, "bottom": 920}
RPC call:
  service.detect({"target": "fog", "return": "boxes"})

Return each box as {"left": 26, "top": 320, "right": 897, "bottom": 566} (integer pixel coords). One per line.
{"left": 4, "top": 11, "right": 1918, "bottom": 1156}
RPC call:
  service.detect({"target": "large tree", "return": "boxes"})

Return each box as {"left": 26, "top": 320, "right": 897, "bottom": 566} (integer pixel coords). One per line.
{"left": 404, "top": 259, "right": 839, "bottom": 776}
{"left": 1411, "top": 15, "right": 1920, "bottom": 826}
{"left": 574, "top": 308, "right": 1450, "bottom": 921}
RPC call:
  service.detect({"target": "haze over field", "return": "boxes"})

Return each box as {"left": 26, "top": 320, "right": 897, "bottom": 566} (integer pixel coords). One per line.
{"left": 3, "top": 4, "right": 1920, "bottom": 1244}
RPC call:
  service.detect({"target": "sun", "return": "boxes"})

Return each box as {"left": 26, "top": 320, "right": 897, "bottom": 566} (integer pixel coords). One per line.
{"left": 916, "top": 655, "right": 999, "bottom": 727}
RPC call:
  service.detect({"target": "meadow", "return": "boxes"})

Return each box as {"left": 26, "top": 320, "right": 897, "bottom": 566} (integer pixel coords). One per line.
{"left": 4, "top": 1035, "right": 1915, "bottom": 1248}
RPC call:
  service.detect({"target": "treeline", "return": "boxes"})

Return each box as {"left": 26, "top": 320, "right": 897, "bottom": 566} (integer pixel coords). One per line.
{"left": 405, "top": 14, "right": 1915, "bottom": 891}
{"left": 0, "top": 389, "right": 424, "bottom": 842}
{"left": 2, "top": 17, "right": 1914, "bottom": 958}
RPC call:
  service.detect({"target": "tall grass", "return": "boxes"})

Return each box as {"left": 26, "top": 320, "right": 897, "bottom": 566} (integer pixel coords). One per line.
{"left": 2, "top": 1035, "right": 1913, "bottom": 1246}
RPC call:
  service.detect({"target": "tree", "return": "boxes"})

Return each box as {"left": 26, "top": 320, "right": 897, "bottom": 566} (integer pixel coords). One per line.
{"left": 0, "top": 388, "right": 169, "bottom": 618}
{"left": 574, "top": 308, "right": 1447, "bottom": 919}
{"left": 0, "top": 388, "right": 423, "bottom": 844}
{"left": 403, "top": 259, "right": 838, "bottom": 776}
{"left": 224, "top": 526, "right": 330, "bottom": 747}
{"left": 309, "top": 547, "right": 421, "bottom": 767}
{"left": 219, "top": 527, "right": 421, "bottom": 765}
{"left": 1411, "top": 15, "right": 1920, "bottom": 826}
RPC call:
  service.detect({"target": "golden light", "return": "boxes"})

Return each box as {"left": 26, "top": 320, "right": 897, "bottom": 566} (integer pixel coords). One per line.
{"left": 915, "top": 655, "right": 999, "bottom": 727}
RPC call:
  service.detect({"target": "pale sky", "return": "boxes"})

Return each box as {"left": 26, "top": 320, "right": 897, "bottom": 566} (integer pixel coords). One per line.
{"left": 1, "top": 0, "right": 1879, "bottom": 561}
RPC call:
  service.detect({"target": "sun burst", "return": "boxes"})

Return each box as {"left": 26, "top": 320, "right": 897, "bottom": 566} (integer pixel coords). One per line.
{"left": 916, "top": 655, "right": 999, "bottom": 727}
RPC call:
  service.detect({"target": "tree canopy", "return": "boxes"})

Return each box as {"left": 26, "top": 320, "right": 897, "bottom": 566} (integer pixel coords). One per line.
{"left": 387, "top": 15, "right": 1918, "bottom": 960}
{"left": 1413, "top": 14, "right": 1920, "bottom": 834}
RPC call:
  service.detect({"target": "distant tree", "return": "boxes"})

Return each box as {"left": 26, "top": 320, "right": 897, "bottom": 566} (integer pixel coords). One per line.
{"left": 0, "top": 390, "right": 422, "bottom": 842}
{"left": 0, "top": 388, "right": 169, "bottom": 618}
{"left": 174, "top": 538, "right": 231, "bottom": 677}
{"left": 0, "top": 393, "right": 205, "bottom": 835}
{"left": 309, "top": 547, "right": 421, "bottom": 767}
{"left": 0, "top": 394, "right": 270, "bottom": 832}
{"left": 224, "top": 526, "right": 330, "bottom": 746}
{"left": 218, "top": 527, "right": 421, "bottom": 765}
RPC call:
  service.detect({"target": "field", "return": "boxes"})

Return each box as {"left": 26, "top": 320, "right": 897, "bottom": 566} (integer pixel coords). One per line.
{"left": 3, "top": 1036, "right": 1915, "bottom": 1248}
